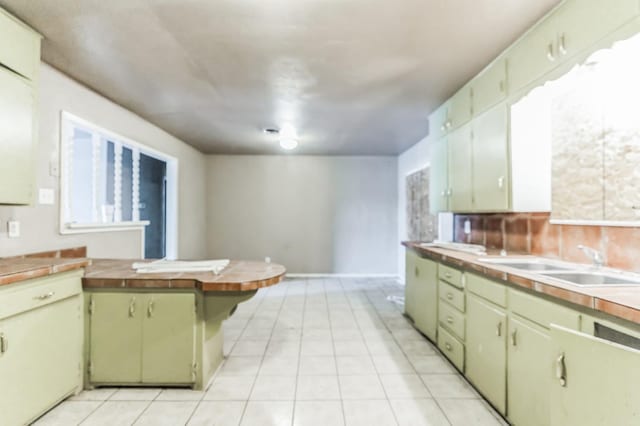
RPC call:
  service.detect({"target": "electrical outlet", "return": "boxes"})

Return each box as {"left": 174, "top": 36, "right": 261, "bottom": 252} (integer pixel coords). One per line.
{"left": 8, "top": 220, "right": 20, "bottom": 238}
{"left": 464, "top": 219, "right": 471, "bottom": 235}
{"left": 39, "top": 188, "right": 55, "bottom": 205}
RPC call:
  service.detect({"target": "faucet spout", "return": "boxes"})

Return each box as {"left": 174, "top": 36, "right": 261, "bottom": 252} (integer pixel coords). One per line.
{"left": 577, "top": 245, "right": 604, "bottom": 268}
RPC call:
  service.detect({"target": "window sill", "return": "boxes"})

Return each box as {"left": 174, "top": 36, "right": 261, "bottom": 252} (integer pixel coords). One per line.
{"left": 60, "top": 221, "right": 150, "bottom": 235}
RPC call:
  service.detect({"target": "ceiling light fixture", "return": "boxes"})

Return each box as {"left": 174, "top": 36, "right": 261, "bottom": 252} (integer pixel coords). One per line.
{"left": 279, "top": 138, "right": 298, "bottom": 150}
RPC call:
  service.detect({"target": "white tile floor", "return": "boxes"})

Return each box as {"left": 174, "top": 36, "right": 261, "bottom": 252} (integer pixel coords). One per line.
{"left": 34, "top": 277, "right": 508, "bottom": 426}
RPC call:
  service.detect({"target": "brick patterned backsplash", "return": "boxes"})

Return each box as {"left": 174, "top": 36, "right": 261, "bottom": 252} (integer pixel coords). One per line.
{"left": 453, "top": 213, "right": 640, "bottom": 272}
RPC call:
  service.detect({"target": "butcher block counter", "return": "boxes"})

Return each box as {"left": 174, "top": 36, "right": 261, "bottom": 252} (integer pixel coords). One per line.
{"left": 81, "top": 259, "right": 286, "bottom": 390}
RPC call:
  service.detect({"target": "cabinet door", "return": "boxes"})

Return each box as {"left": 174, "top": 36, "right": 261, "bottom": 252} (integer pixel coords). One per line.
{"left": 447, "top": 123, "right": 473, "bottom": 212}
{"left": 555, "top": 0, "right": 637, "bottom": 61}
{"left": 507, "top": 14, "right": 558, "bottom": 93}
{"left": 89, "top": 293, "right": 143, "bottom": 383}
{"left": 429, "top": 102, "right": 449, "bottom": 140}
{"left": 0, "top": 296, "right": 82, "bottom": 426}
{"left": 412, "top": 257, "right": 438, "bottom": 341}
{"left": 405, "top": 251, "right": 419, "bottom": 320}
{"left": 507, "top": 315, "right": 550, "bottom": 426}
{"left": 466, "top": 294, "right": 507, "bottom": 414}
{"left": 0, "top": 10, "right": 40, "bottom": 80}
{"left": 449, "top": 86, "right": 472, "bottom": 130}
{"left": 429, "top": 137, "right": 449, "bottom": 213}
{"left": 0, "top": 67, "right": 34, "bottom": 205}
{"left": 549, "top": 325, "right": 640, "bottom": 426}
{"left": 472, "top": 104, "right": 509, "bottom": 211}
{"left": 142, "top": 293, "right": 195, "bottom": 383}
{"left": 472, "top": 59, "right": 507, "bottom": 116}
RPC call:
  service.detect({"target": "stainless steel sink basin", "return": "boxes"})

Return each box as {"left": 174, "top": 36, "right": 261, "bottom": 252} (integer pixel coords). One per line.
{"left": 540, "top": 272, "right": 640, "bottom": 286}
{"left": 478, "top": 258, "right": 573, "bottom": 271}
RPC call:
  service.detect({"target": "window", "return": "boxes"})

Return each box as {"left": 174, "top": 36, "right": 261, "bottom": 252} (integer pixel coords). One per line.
{"left": 60, "top": 112, "right": 178, "bottom": 259}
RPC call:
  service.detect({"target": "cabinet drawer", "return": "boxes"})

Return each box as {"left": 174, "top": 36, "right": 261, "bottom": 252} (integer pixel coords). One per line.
{"left": 0, "top": 270, "right": 83, "bottom": 320}
{"left": 438, "top": 264, "right": 464, "bottom": 288}
{"left": 438, "top": 326, "right": 464, "bottom": 372}
{"left": 466, "top": 273, "right": 507, "bottom": 307}
{"left": 509, "top": 288, "right": 580, "bottom": 330}
{"left": 439, "top": 301, "right": 465, "bottom": 341}
{"left": 0, "top": 10, "right": 40, "bottom": 80}
{"left": 439, "top": 280, "right": 465, "bottom": 312}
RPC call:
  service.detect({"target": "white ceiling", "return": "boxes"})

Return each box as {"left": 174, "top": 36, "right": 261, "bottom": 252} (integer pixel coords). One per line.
{"left": 1, "top": 0, "right": 560, "bottom": 155}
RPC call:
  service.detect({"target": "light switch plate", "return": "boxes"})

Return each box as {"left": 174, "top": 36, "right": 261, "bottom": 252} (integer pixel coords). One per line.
{"left": 39, "top": 188, "right": 55, "bottom": 205}
{"left": 8, "top": 221, "right": 20, "bottom": 238}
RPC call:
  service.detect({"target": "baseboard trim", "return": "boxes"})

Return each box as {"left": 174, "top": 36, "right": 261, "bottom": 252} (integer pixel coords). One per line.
{"left": 286, "top": 273, "right": 400, "bottom": 279}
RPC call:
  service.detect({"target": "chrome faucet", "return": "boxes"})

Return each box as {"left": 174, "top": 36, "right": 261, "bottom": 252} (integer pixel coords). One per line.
{"left": 577, "top": 245, "right": 604, "bottom": 268}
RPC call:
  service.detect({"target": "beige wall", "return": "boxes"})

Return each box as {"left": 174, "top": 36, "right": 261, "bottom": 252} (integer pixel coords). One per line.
{"left": 0, "top": 64, "right": 208, "bottom": 259}
{"left": 206, "top": 155, "right": 398, "bottom": 274}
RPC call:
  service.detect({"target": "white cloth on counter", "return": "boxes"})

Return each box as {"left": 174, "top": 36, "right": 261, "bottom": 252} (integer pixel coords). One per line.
{"left": 132, "top": 259, "right": 230, "bottom": 275}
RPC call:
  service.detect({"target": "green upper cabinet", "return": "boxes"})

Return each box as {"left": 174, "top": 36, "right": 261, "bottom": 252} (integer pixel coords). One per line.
{"left": 0, "top": 7, "right": 40, "bottom": 206}
{"left": 0, "top": 67, "right": 34, "bottom": 205}
{"left": 549, "top": 325, "right": 640, "bottom": 426}
{"left": 471, "top": 59, "right": 507, "bottom": 117}
{"left": 471, "top": 103, "right": 509, "bottom": 212}
{"left": 508, "top": 0, "right": 638, "bottom": 94}
{"left": 447, "top": 123, "right": 473, "bottom": 212}
{"left": 429, "top": 136, "right": 449, "bottom": 214}
{"left": 448, "top": 85, "right": 472, "bottom": 130}
{"left": 466, "top": 293, "right": 507, "bottom": 415}
{"left": 0, "top": 9, "right": 40, "bottom": 80}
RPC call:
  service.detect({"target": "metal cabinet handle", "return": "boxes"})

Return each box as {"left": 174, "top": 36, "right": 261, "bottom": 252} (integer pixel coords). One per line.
{"left": 497, "top": 176, "right": 505, "bottom": 189}
{"left": 440, "top": 124, "right": 446, "bottom": 132}
{"left": 547, "top": 43, "right": 556, "bottom": 61}
{"left": 499, "top": 80, "right": 505, "bottom": 93}
{"left": 414, "top": 266, "right": 419, "bottom": 278}
{"left": 511, "top": 329, "right": 517, "bottom": 346}
{"left": 556, "top": 353, "right": 567, "bottom": 387}
{"left": 446, "top": 316, "right": 454, "bottom": 324}
{"left": 446, "top": 292, "right": 453, "bottom": 301}
{"left": 34, "top": 291, "right": 55, "bottom": 300}
{"left": 445, "top": 272, "right": 453, "bottom": 279}
{"left": 496, "top": 321, "right": 503, "bottom": 337}
{"left": 445, "top": 342, "right": 452, "bottom": 351}
{"left": 559, "top": 33, "right": 567, "bottom": 55}
{"left": 129, "top": 297, "right": 136, "bottom": 317}
{"left": 0, "top": 333, "right": 7, "bottom": 354}
{"left": 147, "top": 299, "right": 154, "bottom": 318}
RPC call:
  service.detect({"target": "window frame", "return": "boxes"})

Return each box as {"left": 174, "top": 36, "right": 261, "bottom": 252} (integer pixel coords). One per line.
{"left": 59, "top": 111, "right": 178, "bottom": 259}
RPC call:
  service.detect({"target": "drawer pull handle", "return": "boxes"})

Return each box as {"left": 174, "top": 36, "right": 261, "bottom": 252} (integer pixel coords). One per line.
{"left": 556, "top": 353, "right": 567, "bottom": 387}
{"left": 129, "top": 297, "right": 136, "bottom": 317}
{"left": 34, "top": 291, "right": 55, "bottom": 300}
{"left": 446, "top": 293, "right": 453, "bottom": 301}
{"left": 0, "top": 333, "right": 7, "bottom": 354}
{"left": 147, "top": 299, "right": 155, "bottom": 318}
{"left": 446, "top": 316, "right": 454, "bottom": 324}
{"left": 496, "top": 321, "right": 503, "bottom": 337}
{"left": 445, "top": 272, "right": 453, "bottom": 279}
{"left": 511, "top": 329, "right": 517, "bottom": 346}
{"left": 445, "top": 342, "right": 452, "bottom": 351}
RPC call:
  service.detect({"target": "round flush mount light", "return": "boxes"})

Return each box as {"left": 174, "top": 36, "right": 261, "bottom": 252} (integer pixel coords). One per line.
{"left": 279, "top": 138, "right": 298, "bottom": 150}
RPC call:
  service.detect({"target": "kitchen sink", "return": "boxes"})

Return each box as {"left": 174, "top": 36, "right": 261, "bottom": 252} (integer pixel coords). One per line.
{"left": 478, "top": 258, "right": 573, "bottom": 271}
{"left": 539, "top": 271, "right": 640, "bottom": 287}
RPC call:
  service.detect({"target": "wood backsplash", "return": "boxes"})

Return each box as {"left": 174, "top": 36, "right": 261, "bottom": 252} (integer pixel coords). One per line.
{"left": 453, "top": 213, "right": 640, "bottom": 272}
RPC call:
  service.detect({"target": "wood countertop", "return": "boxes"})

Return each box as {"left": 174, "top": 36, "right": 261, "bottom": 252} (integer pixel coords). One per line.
{"left": 0, "top": 258, "right": 91, "bottom": 286}
{"left": 403, "top": 241, "right": 640, "bottom": 325}
{"left": 83, "top": 259, "right": 286, "bottom": 292}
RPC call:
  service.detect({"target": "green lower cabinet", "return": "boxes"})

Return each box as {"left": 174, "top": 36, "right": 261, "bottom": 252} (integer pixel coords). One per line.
{"left": 405, "top": 251, "right": 419, "bottom": 321}
{"left": 413, "top": 257, "right": 438, "bottom": 341}
{"left": 465, "top": 294, "right": 507, "bottom": 415}
{"left": 507, "top": 315, "right": 551, "bottom": 426}
{"left": 549, "top": 325, "right": 640, "bottom": 426}
{"left": 142, "top": 293, "right": 195, "bottom": 383}
{"left": 0, "top": 296, "right": 82, "bottom": 426}
{"left": 88, "top": 292, "right": 195, "bottom": 386}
